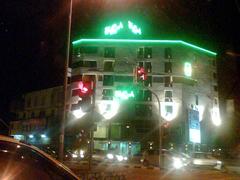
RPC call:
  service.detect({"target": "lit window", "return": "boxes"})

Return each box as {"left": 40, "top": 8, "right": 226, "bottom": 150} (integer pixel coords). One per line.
{"left": 165, "top": 62, "right": 172, "bottom": 73}
{"left": 184, "top": 62, "right": 192, "bottom": 77}
{"left": 165, "top": 90, "right": 173, "bottom": 102}
{"left": 137, "top": 47, "right": 152, "bottom": 59}
{"left": 164, "top": 76, "right": 173, "bottom": 87}
{"left": 195, "top": 95, "right": 199, "bottom": 105}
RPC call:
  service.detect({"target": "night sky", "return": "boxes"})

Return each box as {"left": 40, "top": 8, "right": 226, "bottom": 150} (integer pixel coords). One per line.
{"left": 0, "top": 0, "right": 240, "bottom": 123}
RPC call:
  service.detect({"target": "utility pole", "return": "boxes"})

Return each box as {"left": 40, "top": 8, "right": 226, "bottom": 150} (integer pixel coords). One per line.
{"left": 59, "top": 0, "right": 73, "bottom": 162}
{"left": 147, "top": 89, "right": 163, "bottom": 169}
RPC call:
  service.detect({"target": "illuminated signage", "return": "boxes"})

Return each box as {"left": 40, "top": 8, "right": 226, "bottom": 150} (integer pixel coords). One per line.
{"left": 104, "top": 21, "right": 142, "bottom": 36}
{"left": 128, "top": 21, "right": 141, "bottom": 35}
{"left": 184, "top": 62, "right": 192, "bottom": 77}
{"left": 188, "top": 109, "right": 201, "bottom": 143}
{"left": 104, "top": 22, "right": 123, "bottom": 35}
{"left": 114, "top": 90, "right": 135, "bottom": 100}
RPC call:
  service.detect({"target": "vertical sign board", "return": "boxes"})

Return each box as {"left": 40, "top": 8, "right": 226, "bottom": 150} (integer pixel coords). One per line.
{"left": 188, "top": 109, "right": 201, "bottom": 143}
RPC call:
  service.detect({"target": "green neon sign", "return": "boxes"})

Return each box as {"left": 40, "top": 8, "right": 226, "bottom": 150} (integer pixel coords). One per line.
{"left": 128, "top": 21, "right": 141, "bottom": 35}
{"left": 104, "top": 22, "right": 123, "bottom": 35}
{"left": 104, "top": 21, "right": 142, "bottom": 36}
{"left": 72, "top": 39, "right": 217, "bottom": 56}
{"left": 114, "top": 90, "right": 135, "bottom": 100}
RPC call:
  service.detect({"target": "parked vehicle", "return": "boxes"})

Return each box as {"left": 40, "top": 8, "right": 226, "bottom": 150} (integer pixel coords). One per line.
{"left": 190, "top": 152, "right": 223, "bottom": 170}
{"left": 140, "top": 149, "right": 191, "bottom": 169}
{"left": 0, "top": 135, "right": 79, "bottom": 179}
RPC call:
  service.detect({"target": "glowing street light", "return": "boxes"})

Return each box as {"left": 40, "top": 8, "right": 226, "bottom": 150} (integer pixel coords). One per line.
{"left": 41, "top": 134, "right": 47, "bottom": 138}
{"left": 29, "top": 134, "right": 34, "bottom": 138}
{"left": 99, "top": 100, "right": 119, "bottom": 120}
{"left": 72, "top": 108, "right": 86, "bottom": 119}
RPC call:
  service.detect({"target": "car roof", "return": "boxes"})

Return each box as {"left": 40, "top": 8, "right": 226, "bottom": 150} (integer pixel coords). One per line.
{"left": 0, "top": 135, "right": 79, "bottom": 179}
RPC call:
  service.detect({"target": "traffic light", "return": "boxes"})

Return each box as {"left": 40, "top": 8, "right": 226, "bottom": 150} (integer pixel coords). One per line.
{"left": 71, "top": 80, "right": 95, "bottom": 114}
{"left": 136, "top": 66, "right": 147, "bottom": 81}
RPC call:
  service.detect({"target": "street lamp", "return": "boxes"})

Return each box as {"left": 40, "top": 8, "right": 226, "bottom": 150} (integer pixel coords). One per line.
{"left": 146, "top": 88, "right": 163, "bottom": 169}
{"left": 59, "top": 0, "right": 73, "bottom": 162}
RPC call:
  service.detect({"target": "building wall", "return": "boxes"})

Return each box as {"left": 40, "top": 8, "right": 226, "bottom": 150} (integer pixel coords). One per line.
{"left": 71, "top": 40, "right": 218, "bottom": 153}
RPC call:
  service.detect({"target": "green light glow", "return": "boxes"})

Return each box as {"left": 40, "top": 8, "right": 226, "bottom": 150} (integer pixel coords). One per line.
{"left": 114, "top": 90, "right": 135, "bottom": 100}
{"left": 72, "top": 39, "right": 217, "bottom": 56}
{"left": 184, "top": 62, "right": 192, "bottom": 77}
{"left": 104, "top": 22, "right": 123, "bottom": 35}
{"left": 128, "top": 21, "right": 141, "bottom": 35}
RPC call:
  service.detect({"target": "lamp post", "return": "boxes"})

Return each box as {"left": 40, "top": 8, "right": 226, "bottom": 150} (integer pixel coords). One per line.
{"left": 59, "top": 0, "right": 73, "bottom": 162}
{"left": 146, "top": 88, "right": 163, "bottom": 169}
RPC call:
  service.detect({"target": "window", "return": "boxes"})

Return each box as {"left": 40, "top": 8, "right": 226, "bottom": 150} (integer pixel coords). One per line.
{"left": 144, "top": 90, "right": 152, "bottom": 101}
{"left": 164, "top": 62, "right": 172, "bottom": 73}
{"left": 104, "top": 47, "right": 115, "bottom": 58}
{"left": 74, "top": 46, "right": 98, "bottom": 57}
{"left": 103, "top": 61, "right": 114, "bottom": 72}
{"left": 98, "top": 75, "right": 103, "bottom": 81}
{"left": 102, "top": 89, "right": 113, "bottom": 100}
{"left": 144, "top": 47, "right": 152, "bottom": 58}
{"left": 145, "top": 61, "right": 152, "bottom": 73}
{"left": 214, "top": 98, "right": 218, "bottom": 105}
{"left": 164, "top": 48, "right": 172, "bottom": 59}
{"left": 165, "top": 90, "right": 172, "bottom": 102}
{"left": 144, "top": 76, "right": 152, "bottom": 87}
{"left": 164, "top": 76, "right": 173, "bottom": 87}
{"left": 214, "top": 85, "right": 218, "bottom": 92}
{"left": 195, "top": 95, "right": 199, "bottom": 105}
{"left": 137, "top": 47, "right": 152, "bottom": 58}
{"left": 73, "top": 60, "right": 97, "bottom": 68}
{"left": 103, "top": 75, "right": 114, "bottom": 86}
{"left": 165, "top": 105, "right": 173, "bottom": 114}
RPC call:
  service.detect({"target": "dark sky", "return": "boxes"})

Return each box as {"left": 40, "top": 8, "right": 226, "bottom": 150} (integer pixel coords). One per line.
{"left": 0, "top": 0, "right": 240, "bottom": 121}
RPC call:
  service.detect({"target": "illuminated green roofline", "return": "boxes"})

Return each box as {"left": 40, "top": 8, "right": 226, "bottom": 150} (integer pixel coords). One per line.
{"left": 72, "top": 39, "right": 217, "bottom": 56}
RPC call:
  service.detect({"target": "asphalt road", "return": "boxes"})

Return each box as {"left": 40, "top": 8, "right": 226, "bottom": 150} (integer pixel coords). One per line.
{"left": 64, "top": 161, "right": 240, "bottom": 179}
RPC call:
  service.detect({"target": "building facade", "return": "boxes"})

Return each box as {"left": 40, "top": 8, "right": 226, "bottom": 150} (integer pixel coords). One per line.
{"left": 70, "top": 37, "right": 219, "bottom": 155}
{"left": 9, "top": 86, "right": 64, "bottom": 148}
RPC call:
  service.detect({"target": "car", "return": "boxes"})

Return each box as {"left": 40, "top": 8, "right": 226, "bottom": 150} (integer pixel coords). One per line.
{"left": 190, "top": 152, "right": 223, "bottom": 170}
{"left": 0, "top": 135, "right": 79, "bottom": 180}
{"left": 140, "top": 149, "right": 191, "bottom": 169}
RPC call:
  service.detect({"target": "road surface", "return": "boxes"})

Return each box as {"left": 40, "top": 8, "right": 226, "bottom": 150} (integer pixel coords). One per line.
{"left": 64, "top": 161, "right": 240, "bottom": 179}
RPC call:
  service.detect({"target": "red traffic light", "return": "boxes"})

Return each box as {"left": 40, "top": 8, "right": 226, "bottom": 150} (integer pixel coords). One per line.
{"left": 79, "top": 81, "right": 89, "bottom": 94}
{"left": 136, "top": 67, "right": 147, "bottom": 81}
